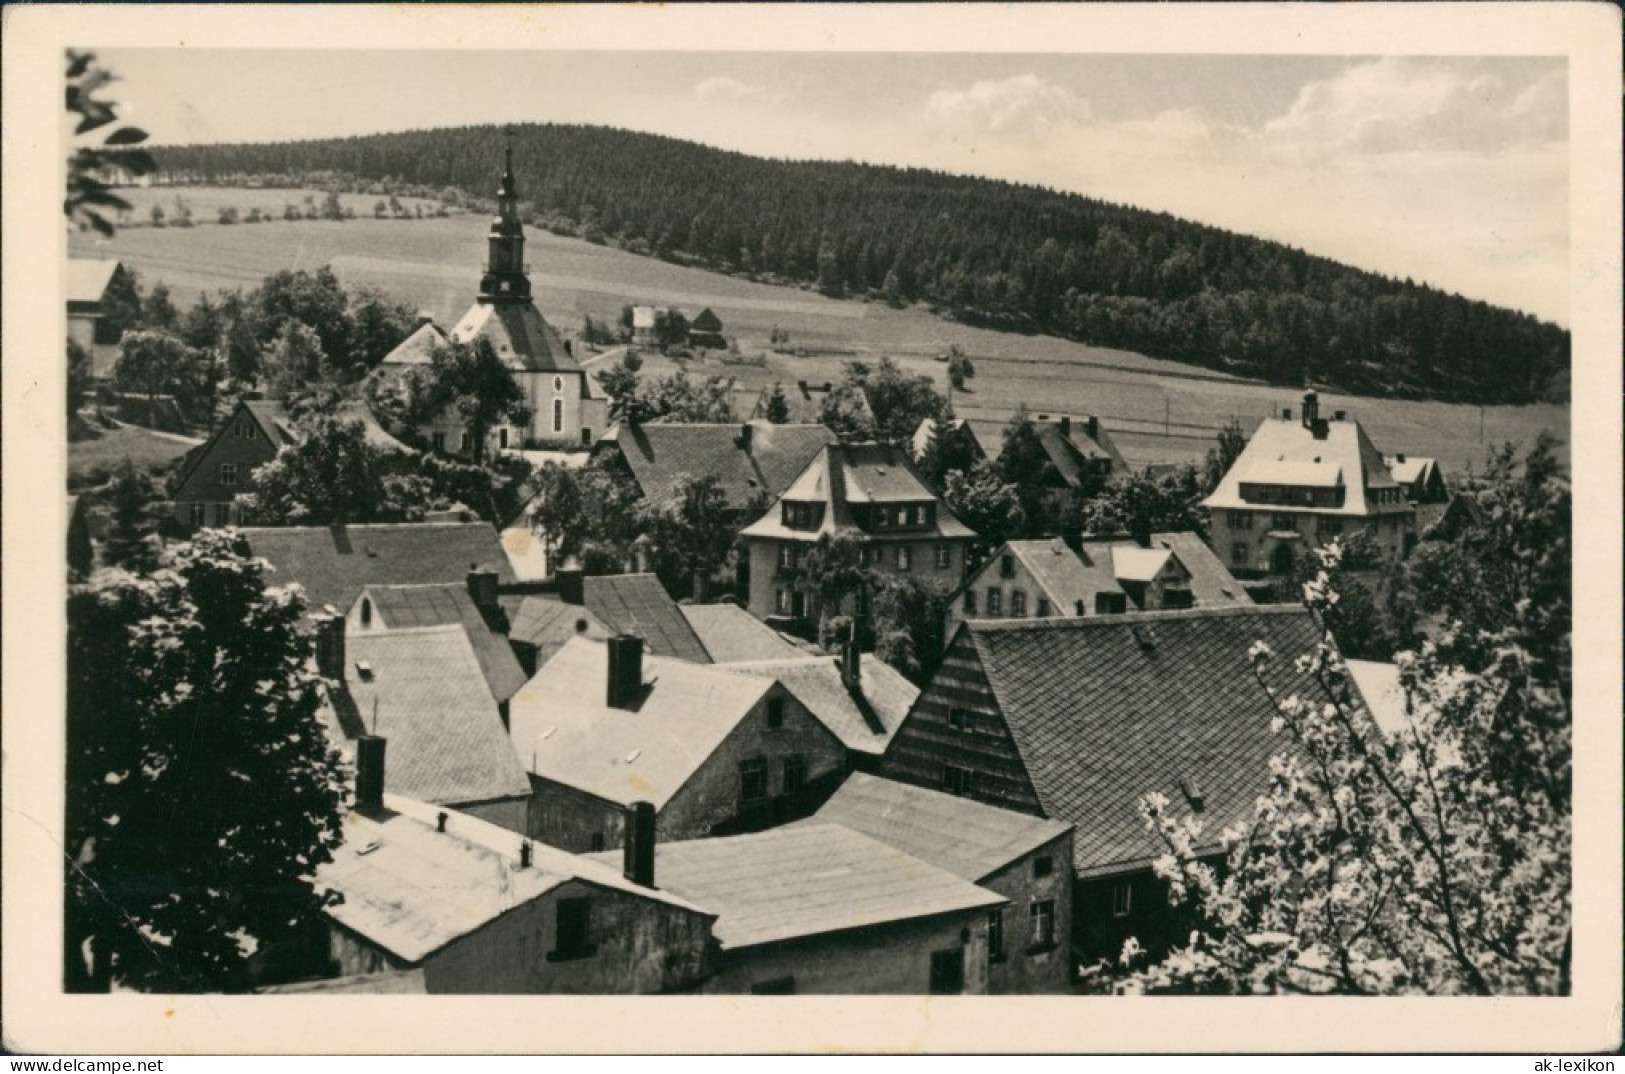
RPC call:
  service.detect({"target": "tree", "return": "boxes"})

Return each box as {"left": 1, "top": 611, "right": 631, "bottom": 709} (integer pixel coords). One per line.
{"left": 763, "top": 382, "right": 791, "bottom": 424}
{"left": 594, "top": 363, "right": 651, "bottom": 425}
{"left": 240, "top": 416, "right": 423, "bottom": 526}
{"left": 1080, "top": 465, "right": 1209, "bottom": 541}
{"left": 527, "top": 460, "right": 642, "bottom": 568}
{"left": 112, "top": 330, "right": 213, "bottom": 419}
{"left": 402, "top": 338, "right": 528, "bottom": 464}
{"left": 653, "top": 309, "right": 690, "bottom": 350}
{"left": 141, "top": 282, "right": 181, "bottom": 332}
{"left": 837, "top": 357, "right": 949, "bottom": 445}
{"left": 67, "top": 339, "right": 94, "bottom": 417}
{"left": 261, "top": 321, "right": 338, "bottom": 404}
{"left": 321, "top": 190, "right": 346, "bottom": 221}
{"left": 255, "top": 268, "right": 354, "bottom": 366}
{"left": 791, "top": 533, "right": 872, "bottom": 636}
{"left": 345, "top": 287, "right": 418, "bottom": 373}
{"left": 818, "top": 382, "right": 878, "bottom": 442}
{"left": 947, "top": 352, "right": 975, "bottom": 392}
{"left": 218, "top": 206, "right": 240, "bottom": 226}
{"left": 636, "top": 473, "right": 735, "bottom": 596}
{"left": 102, "top": 461, "right": 163, "bottom": 573}
{"left": 1289, "top": 530, "right": 1398, "bottom": 661}
{"left": 869, "top": 575, "right": 954, "bottom": 684}
{"left": 648, "top": 370, "right": 734, "bottom": 423}
{"left": 64, "top": 51, "right": 155, "bottom": 237}
{"left": 996, "top": 410, "right": 1063, "bottom": 535}
{"left": 66, "top": 530, "right": 349, "bottom": 992}
{"left": 1202, "top": 418, "right": 1249, "bottom": 494}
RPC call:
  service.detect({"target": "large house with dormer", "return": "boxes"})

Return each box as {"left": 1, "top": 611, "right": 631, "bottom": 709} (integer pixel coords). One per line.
{"left": 375, "top": 145, "right": 606, "bottom": 454}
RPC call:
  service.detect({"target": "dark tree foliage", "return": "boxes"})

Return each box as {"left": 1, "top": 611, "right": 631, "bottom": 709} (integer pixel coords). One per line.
{"left": 68, "top": 339, "right": 94, "bottom": 417}
{"left": 243, "top": 416, "right": 424, "bottom": 526}
{"left": 65, "top": 52, "right": 155, "bottom": 237}
{"left": 941, "top": 459, "right": 1024, "bottom": 552}
{"left": 1202, "top": 418, "right": 1249, "bottom": 495}
{"left": 1080, "top": 465, "right": 1210, "bottom": 541}
{"left": 870, "top": 575, "right": 955, "bottom": 685}
{"left": 763, "top": 382, "right": 791, "bottom": 424}
{"left": 151, "top": 123, "right": 1568, "bottom": 404}
{"left": 635, "top": 473, "right": 735, "bottom": 596}
{"left": 400, "top": 338, "right": 529, "bottom": 464}
{"left": 102, "top": 461, "right": 163, "bottom": 573}
{"left": 834, "top": 357, "right": 950, "bottom": 445}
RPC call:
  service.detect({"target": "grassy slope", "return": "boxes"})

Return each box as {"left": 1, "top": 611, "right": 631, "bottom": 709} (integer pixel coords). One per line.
{"left": 70, "top": 192, "right": 1568, "bottom": 475}
{"left": 68, "top": 420, "right": 200, "bottom": 490}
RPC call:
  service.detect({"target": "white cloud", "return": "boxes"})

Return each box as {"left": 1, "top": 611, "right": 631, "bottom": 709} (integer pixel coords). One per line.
{"left": 694, "top": 75, "right": 765, "bottom": 105}
{"left": 925, "top": 74, "right": 1091, "bottom": 134}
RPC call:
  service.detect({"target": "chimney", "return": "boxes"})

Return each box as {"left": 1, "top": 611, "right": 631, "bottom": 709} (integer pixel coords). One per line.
{"left": 1131, "top": 523, "right": 1152, "bottom": 549}
{"left": 735, "top": 422, "right": 752, "bottom": 452}
{"left": 1282, "top": 407, "right": 1293, "bottom": 420}
{"left": 606, "top": 634, "right": 644, "bottom": 709}
{"left": 556, "top": 561, "right": 585, "bottom": 606}
{"left": 1084, "top": 416, "right": 1099, "bottom": 441}
{"left": 314, "top": 613, "right": 346, "bottom": 680}
{"left": 355, "top": 734, "right": 386, "bottom": 814}
{"left": 796, "top": 379, "right": 809, "bottom": 393}
{"left": 1333, "top": 410, "right": 1346, "bottom": 422}
{"left": 1301, "top": 390, "right": 1320, "bottom": 429}
{"left": 840, "top": 623, "right": 861, "bottom": 691}
{"left": 466, "top": 567, "right": 499, "bottom": 614}
{"left": 415, "top": 310, "right": 435, "bottom": 328}
{"left": 691, "top": 570, "right": 710, "bottom": 603}
{"left": 518, "top": 841, "right": 533, "bottom": 869}
{"left": 623, "top": 800, "right": 657, "bottom": 887}
{"left": 1396, "top": 453, "right": 1407, "bottom": 464}
{"left": 1059, "top": 416, "right": 1072, "bottom": 438}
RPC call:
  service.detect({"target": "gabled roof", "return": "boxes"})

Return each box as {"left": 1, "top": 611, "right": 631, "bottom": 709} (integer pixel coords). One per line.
{"left": 909, "top": 417, "right": 989, "bottom": 465}
{"left": 966, "top": 533, "right": 1250, "bottom": 616}
{"left": 1384, "top": 455, "right": 1437, "bottom": 486}
{"left": 958, "top": 605, "right": 1366, "bottom": 878}
{"left": 1205, "top": 415, "right": 1406, "bottom": 517}
{"left": 691, "top": 307, "right": 723, "bottom": 332}
{"left": 449, "top": 301, "right": 579, "bottom": 374}
{"left": 750, "top": 381, "right": 872, "bottom": 425}
{"left": 352, "top": 584, "right": 527, "bottom": 704}
{"left": 376, "top": 320, "right": 449, "bottom": 367}
{"left": 582, "top": 574, "right": 711, "bottom": 663}
{"left": 586, "top": 824, "right": 1005, "bottom": 950}
{"left": 508, "top": 596, "right": 614, "bottom": 652}
{"left": 1030, "top": 419, "right": 1124, "bottom": 487}
{"left": 66, "top": 258, "right": 122, "bottom": 306}
{"left": 601, "top": 421, "right": 834, "bottom": 513}
{"left": 802, "top": 772, "right": 1072, "bottom": 882}
{"left": 509, "top": 637, "right": 772, "bottom": 809}
{"left": 177, "top": 400, "right": 407, "bottom": 490}
{"left": 741, "top": 442, "right": 977, "bottom": 542}
{"left": 679, "top": 603, "right": 808, "bottom": 663}
{"left": 319, "top": 794, "right": 708, "bottom": 964}
{"left": 240, "top": 522, "right": 515, "bottom": 617}
{"left": 719, "top": 656, "right": 917, "bottom": 757}
{"left": 337, "top": 625, "right": 530, "bottom": 807}
{"left": 1110, "top": 545, "right": 1173, "bottom": 584}
{"left": 1147, "top": 532, "right": 1253, "bottom": 608}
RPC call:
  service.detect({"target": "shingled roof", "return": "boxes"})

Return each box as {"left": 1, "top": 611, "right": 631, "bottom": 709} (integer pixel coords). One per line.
{"left": 351, "top": 584, "right": 527, "bottom": 705}
{"left": 448, "top": 301, "right": 579, "bottom": 374}
{"left": 240, "top": 522, "right": 515, "bottom": 618}
{"left": 958, "top": 605, "right": 1366, "bottom": 878}
{"left": 741, "top": 442, "right": 977, "bottom": 542}
{"left": 679, "top": 603, "right": 809, "bottom": 663}
{"left": 375, "top": 320, "right": 449, "bottom": 367}
{"left": 572, "top": 574, "right": 711, "bottom": 663}
{"left": 601, "top": 421, "right": 834, "bottom": 512}
{"left": 1205, "top": 408, "right": 1407, "bottom": 518}
{"left": 719, "top": 656, "right": 917, "bottom": 757}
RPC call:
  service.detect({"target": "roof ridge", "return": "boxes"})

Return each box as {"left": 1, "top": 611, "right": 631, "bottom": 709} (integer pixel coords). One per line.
{"left": 966, "top": 602, "right": 1309, "bottom": 634}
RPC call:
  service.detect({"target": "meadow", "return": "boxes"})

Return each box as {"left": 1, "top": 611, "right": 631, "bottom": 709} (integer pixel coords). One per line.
{"left": 70, "top": 189, "right": 1570, "bottom": 475}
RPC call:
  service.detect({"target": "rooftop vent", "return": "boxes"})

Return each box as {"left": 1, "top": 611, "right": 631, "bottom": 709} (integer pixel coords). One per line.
{"left": 1131, "top": 624, "right": 1158, "bottom": 649}
{"left": 354, "top": 660, "right": 375, "bottom": 682}
{"left": 1180, "top": 778, "right": 1205, "bottom": 812}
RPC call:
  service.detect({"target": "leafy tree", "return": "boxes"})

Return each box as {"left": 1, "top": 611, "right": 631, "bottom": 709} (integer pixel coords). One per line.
{"left": 66, "top": 530, "right": 349, "bottom": 991}
{"left": 527, "top": 461, "right": 641, "bottom": 567}
{"left": 648, "top": 370, "right": 734, "bottom": 423}
{"left": 64, "top": 51, "right": 155, "bottom": 237}
{"left": 837, "top": 357, "right": 949, "bottom": 445}
{"left": 262, "top": 321, "right": 339, "bottom": 404}
{"left": 763, "top": 382, "right": 791, "bottom": 424}
{"left": 67, "top": 339, "right": 94, "bottom": 417}
{"left": 112, "top": 330, "right": 213, "bottom": 420}
{"left": 255, "top": 268, "right": 353, "bottom": 366}
{"left": 869, "top": 575, "right": 954, "bottom": 684}
{"left": 1080, "top": 465, "right": 1209, "bottom": 541}
{"left": 1202, "top": 418, "right": 1249, "bottom": 494}
{"left": 618, "top": 304, "right": 635, "bottom": 342}
{"left": 149, "top": 203, "right": 166, "bottom": 228}
{"left": 241, "top": 416, "right": 422, "bottom": 526}
{"left": 1288, "top": 530, "right": 1397, "bottom": 660}
{"left": 218, "top": 206, "right": 240, "bottom": 226}
{"left": 652, "top": 309, "right": 689, "bottom": 349}
{"left": 941, "top": 459, "right": 1024, "bottom": 551}
{"left": 102, "top": 461, "right": 163, "bottom": 573}
{"left": 98, "top": 265, "right": 145, "bottom": 343}
{"left": 947, "top": 352, "right": 975, "bottom": 392}
{"left": 320, "top": 190, "right": 346, "bottom": 221}
{"left": 580, "top": 314, "right": 618, "bottom": 346}
{"left": 142, "top": 283, "right": 181, "bottom": 332}
{"left": 997, "top": 410, "right": 1063, "bottom": 534}
{"left": 345, "top": 286, "right": 417, "bottom": 373}
{"left": 595, "top": 363, "right": 651, "bottom": 425}
{"left": 636, "top": 473, "right": 735, "bottom": 595}
{"left": 791, "top": 533, "right": 872, "bottom": 635}
{"left": 401, "top": 338, "right": 528, "bottom": 464}
{"left": 818, "top": 382, "right": 877, "bottom": 442}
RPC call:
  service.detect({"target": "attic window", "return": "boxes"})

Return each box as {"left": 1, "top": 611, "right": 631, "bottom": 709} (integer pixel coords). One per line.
{"left": 354, "top": 661, "right": 375, "bottom": 682}
{"left": 575, "top": 618, "right": 590, "bottom": 633}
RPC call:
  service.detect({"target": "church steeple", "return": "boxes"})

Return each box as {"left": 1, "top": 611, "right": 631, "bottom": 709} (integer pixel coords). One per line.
{"left": 479, "top": 130, "right": 531, "bottom": 305}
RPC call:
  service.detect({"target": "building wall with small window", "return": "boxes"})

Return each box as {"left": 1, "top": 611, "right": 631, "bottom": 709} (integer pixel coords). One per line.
{"left": 974, "top": 828, "right": 1074, "bottom": 994}
{"left": 1211, "top": 503, "right": 1411, "bottom": 576}
{"left": 1073, "top": 866, "right": 1204, "bottom": 964}
{"left": 171, "top": 410, "right": 282, "bottom": 530}
{"left": 944, "top": 547, "right": 1081, "bottom": 641}
{"left": 747, "top": 535, "right": 972, "bottom": 626}
{"left": 327, "top": 877, "right": 716, "bottom": 993}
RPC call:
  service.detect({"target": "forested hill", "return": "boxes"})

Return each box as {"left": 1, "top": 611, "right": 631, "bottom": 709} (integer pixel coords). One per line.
{"left": 151, "top": 124, "right": 1568, "bottom": 406}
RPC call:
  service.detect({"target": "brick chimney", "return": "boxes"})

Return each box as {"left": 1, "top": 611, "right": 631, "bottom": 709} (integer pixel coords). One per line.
{"left": 1303, "top": 390, "right": 1328, "bottom": 439}
{"left": 556, "top": 561, "right": 585, "bottom": 606}
{"left": 355, "top": 734, "right": 386, "bottom": 814}
{"left": 466, "top": 567, "right": 499, "bottom": 614}
{"left": 1059, "top": 416, "right": 1072, "bottom": 438}
{"left": 314, "top": 613, "right": 346, "bottom": 681}
{"left": 606, "top": 634, "right": 644, "bottom": 709}
{"left": 735, "top": 422, "right": 752, "bottom": 453}
{"left": 1084, "top": 416, "right": 1099, "bottom": 441}
{"left": 623, "top": 800, "right": 657, "bottom": 887}
{"left": 840, "top": 624, "right": 861, "bottom": 691}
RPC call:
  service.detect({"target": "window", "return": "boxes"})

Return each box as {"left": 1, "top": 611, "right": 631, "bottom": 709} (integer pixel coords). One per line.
{"left": 988, "top": 909, "right": 1006, "bottom": 964}
{"left": 1229, "top": 511, "right": 1253, "bottom": 530}
{"left": 188, "top": 502, "right": 207, "bottom": 528}
{"left": 858, "top": 545, "right": 872, "bottom": 567}
{"left": 895, "top": 546, "right": 912, "bottom": 571}
{"left": 1030, "top": 899, "right": 1056, "bottom": 950}
{"left": 929, "top": 949, "right": 965, "bottom": 995}
{"left": 1316, "top": 517, "right": 1343, "bottom": 537}
{"left": 963, "top": 590, "right": 977, "bottom": 615}
{"left": 552, "top": 398, "right": 564, "bottom": 433}
{"left": 1162, "top": 588, "right": 1195, "bottom": 610}
{"left": 581, "top": 428, "right": 593, "bottom": 446}
{"left": 1231, "top": 543, "right": 1249, "bottom": 566}
{"left": 1035, "top": 597, "right": 1052, "bottom": 618}
{"left": 549, "top": 897, "right": 594, "bottom": 961}
{"left": 935, "top": 544, "right": 952, "bottom": 570}
{"left": 751, "top": 977, "right": 796, "bottom": 995}
{"left": 432, "top": 432, "right": 447, "bottom": 452}
{"left": 1010, "top": 590, "right": 1026, "bottom": 617}
{"left": 986, "top": 588, "right": 1002, "bottom": 616}
{"left": 740, "top": 757, "right": 768, "bottom": 802}
{"left": 499, "top": 427, "right": 510, "bottom": 450}
{"left": 214, "top": 502, "right": 232, "bottom": 527}
{"left": 1111, "top": 881, "right": 1133, "bottom": 918}
{"left": 1094, "top": 591, "right": 1127, "bottom": 614}
{"left": 359, "top": 598, "right": 373, "bottom": 627}
{"left": 1034, "top": 855, "right": 1054, "bottom": 879}
{"left": 219, "top": 464, "right": 238, "bottom": 486}
{"left": 1272, "top": 513, "right": 1294, "bottom": 531}
{"left": 766, "top": 696, "right": 785, "bottom": 729}
{"left": 553, "top": 376, "right": 564, "bottom": 393}
{"left": 782, "top": 755, "right": 807, "bottom": 794}
{"left": 589, "top": 833, "right": 605, "bottom": 853}
{"left": 948, "top": 707, "right": 969, "bottom": 732}
{"left": 778, "top": 544, "right": 794, "bottom": 571}
{"left": 774, "top": 589, "right": 792, "bottom": 615}
{"left": 999, "top": 554, "right": 1016, "bottom": 578}
{"left": 943, "top": 764, "right": 976, "bottom": 796}
{"left": 458, "top": 430, "right": 470, "bottom": 452}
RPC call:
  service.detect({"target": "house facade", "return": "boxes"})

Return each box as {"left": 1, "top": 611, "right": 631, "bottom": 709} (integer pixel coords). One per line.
{"left": 66, "top": 257, "right": 130, "bottom": 383}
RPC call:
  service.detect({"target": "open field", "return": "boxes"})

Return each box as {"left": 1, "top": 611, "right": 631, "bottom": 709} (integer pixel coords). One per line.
{"left": 71, "top": 192, "right": 1569, "bottom": 475}
{"left": 68, "top": 420, "right": 200, "bottom": 489}
{"left": 95, "top": 186, "right": 449, "bottom": 230}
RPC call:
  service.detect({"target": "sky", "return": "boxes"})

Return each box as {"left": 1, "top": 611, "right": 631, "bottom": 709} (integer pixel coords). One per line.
{"left": 96, "top": 49, "right": 1569, "bottom": 325}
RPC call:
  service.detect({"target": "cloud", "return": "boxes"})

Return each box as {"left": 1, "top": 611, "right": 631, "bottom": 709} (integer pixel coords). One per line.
{"left": 694, "top": 76, "right": 765, "bottom": 105}
{"left": 924, "top": 74, "right": 1092, "bottom": 134}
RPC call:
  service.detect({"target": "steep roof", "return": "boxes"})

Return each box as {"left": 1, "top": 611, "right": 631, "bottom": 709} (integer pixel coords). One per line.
{"left": 509, "top": 637, "right": 772, "bottom": 809}
{"left": 603, "top": 421, "right": 834, "bottom": 512}
{"left": 679, "top": 603, "right": 808, "bottom": 663}
{"left": 376, "top": 320, "right": 449, "bottom": 366}
{"left": 583, "top": 574, "right": 711, "bottom": 663}
{"left": 66, "top": 258, "right": 122, "bottom": 306}
{"left": 970, "top": 534, "right": 1250, "bottom": 616}
{"left": 338, "top": 625, "right": 530, "bottom": 807}
{"left": 960, "top": 605, "right": 1367, "bottom": 878}
{"left": 1148, "top": 532, "right": 1253, "bottom": 608}
{"left": 803, "top": 772, "right": 1073, "bottom": 882}
{"left": 319, "top": 794, "right": 707, "bottom": 964}
{"left": 691, "top": 307, "right": 723, "bottom": 332}
{"left": 587, "top": 824, "right": 1004, "bottom": 950}
{"left": 1205, "top": 415, "right": 1407, "bottom": 517}
{"left": 449, "top": 301, "right": 579, "bottom": 374}
{"left": 508, "top": 595, "right": 614, "bottom": 652}
{"left": 719, "top": 656, "right": 917, "bottom": 757}
{"left": 240, "top": 522, "right": 515, "bottom": 617}
{"left": 352, "top": 584, "right": 527, "bottom": 705}
{"left": 1384, "top": 455, "right": 1438, "bottom": 487}
{"left": 741, "top": 442, "right": 977, "bottom": 542}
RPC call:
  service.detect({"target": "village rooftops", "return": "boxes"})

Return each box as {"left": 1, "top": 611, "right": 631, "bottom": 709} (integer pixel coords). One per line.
{"left": 351, "top": 583, "right": 528, "bottom": 705}
{"left": 719, "top": 656, "right": 917, "bottom": 757}
{"left": 679, "top": 603, "right": 810, "bottom": 662}
{"left": 600, "top": 420, "right": 835, "bottom": 512}
{"left": 239, "top": 522, "right": 516, "bottom": 618}
{"left": 1204, "top": 399, "right": 1408, "bottom": 518}
{"left": 585, "top": 824, "right": 1005, "bottom": 950}
{"left": 740, "top": 441, "right": 976, "bottom": 543}
{"left": 955, "top": 604, "right": 1370, "bottom": 878}
{"left": 320, "top": 794, "right": 708, "bottom": 965}
{"left": 509, "top": 637, "right": 772, "bottom": 809}
{"left": 375, "top": 319, "right": 448, "bottom": 367}
{"left": 509, "top": 573, "right": 710, "bottom": 664}
{"left": 800, "top": 772, "right": 1073, "bottom": 883}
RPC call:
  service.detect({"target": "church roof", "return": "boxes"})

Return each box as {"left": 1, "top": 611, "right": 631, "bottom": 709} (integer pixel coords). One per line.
{"left": 450, "top": 302, "right": 579, "bottom": 375}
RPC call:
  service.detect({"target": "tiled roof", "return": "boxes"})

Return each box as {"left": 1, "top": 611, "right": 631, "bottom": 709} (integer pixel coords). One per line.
{"left": 963, "top": 605, "right": 1365, "bottom": 877}
{"left": 741, "top": 442, "right": 977, "bottom": 542}
{"left": 586, "top": 824, "right": 1005, "bottom": 950}
{"left": 802, "top": 772, "right": 1072, "bottom": 882}
{"left": 1148, "top": 532, "right": 1252, "bottom": 608}
{"left": 581, "top": 574, "right": 711, "bottom": 663}
{"left": 242, "top": 400, "right": 299, "bottom": 449}
{"left": 177, "top": 401, "right": 407, "bottom": 490}
{"left": 353, "top": 584, "right": 528, "bottom": 704}
{"left": 320, "top": 794, "right": 706, "bottom": 964}
{"left": 1384, "top": 456, "right": 1436, "bottom": 486}
{"left": 449, "top": 301, "right": 579, "bottom": 374}
{"left": 720, "top": 656, "right": 917, "bottom": 757}
{"left": 508, "top": 595, "right": 614, "bottom": 652}
{"left": 341, "top": 625, "right": 530, "bottom": 806}
{"left": 509, "top": 637, "right": 771, "bottom": 809}
{"left": 66, "top": 258, "right": 121, "bottom": 305}
{"left": 1205, "top": 415, "right": 1406, "bottom": 517}
{"left": 1109, "top": 546, "right": 1172, "bottom": 584}
{"left": 376, "top": 321, "right": 449, "bottom": 366}
{"left": 604, "top": 421, "right": 834, "bottom": 512}
{"left": 679, "top": 603, "right": 807, "bottom": 663}
{"left": 239, "top": 522, "right": 515, "bottom": 618}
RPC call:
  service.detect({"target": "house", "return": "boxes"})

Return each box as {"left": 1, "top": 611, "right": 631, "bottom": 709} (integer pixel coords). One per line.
{"left": 909, "top": 416, "right": 989, "bottom": 469}
{"left": 747, "top": 380, "right": 874, "bottom": 427}
{"left": 507, "top": 569, "right": 711, "bottom": 672}
{"left": 689, "top": 307, "right": 726, "bottom": 350}
{"left": 315, "top": 614, "right": 531, "bottom": 832}
{"left": 344, "top": 578, "right": 527, "bottom": 721}
{"left": 799, "top": 772, "right": 1074, "bottom": 994}
{"left": 66, "top": 257, "right": 131, "bottom": 382}
{"left": 630, "top": 305, "right": 660, "bottom": 345}
{"left": 738, "top": 442, "right": 979, "bottom": 631}
{"left": 678, "top": 602, "right": 810, "bottom": 663}
{"left": 171, "top": 399, "right": 407, "bottom": 530}
{"left": 878, "top": 605, "right": 1374, "bottom": 961}
{"left": 1430, "top": 489, "right": 1487, "bottom": 542}
{"left": 1204, "top": 390, "right": 1414, "bottom": 576}
{"left": 945, "top": 532, "right": 1251, "bottom": 638}
{"left": 1386, "top": 453, "right": 1450, "bottom": 538}
{"left": 509, "top": 635, "right": 848, "bottom": 851}
{"left": 315, "top": 764, "right": 716, "bottom": 993}
{"left": 1006, "top": 413, "right": 1127, "bottom": 509}
{"left": 587, "top": 824, "right": 1007, "bottom": 994}
{"left": 720, "top": 644, "right": 919, "bottom": 771}
{"left": 374, "top": 146, "right": 606, "bottom": 453}
{"left": 238, "top": 521, "right": 516, "bottom": 619}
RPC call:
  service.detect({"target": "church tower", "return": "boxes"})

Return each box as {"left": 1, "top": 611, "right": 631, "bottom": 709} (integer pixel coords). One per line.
{"left": 478, "top": 136, "right": 532, "bottom": 305}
